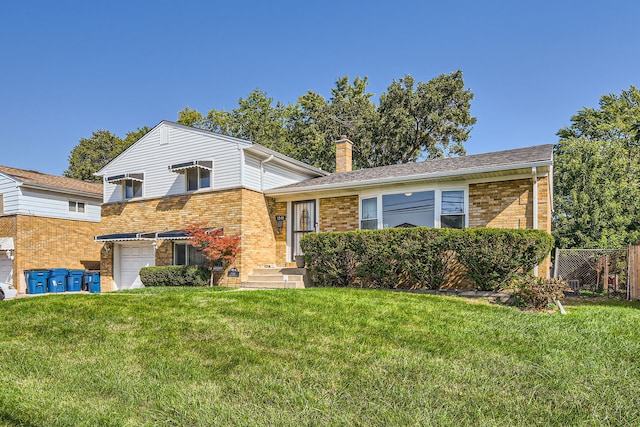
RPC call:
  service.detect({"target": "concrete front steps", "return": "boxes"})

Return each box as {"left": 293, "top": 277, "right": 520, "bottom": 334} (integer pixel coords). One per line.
{"left": 242, "top": 266, "right": 307, "bottom": 289}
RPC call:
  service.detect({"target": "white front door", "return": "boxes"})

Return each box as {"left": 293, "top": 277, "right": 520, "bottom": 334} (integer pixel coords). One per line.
{"left": 118, "top": 243, "right": 155, "bottom": 290}
{"left": 0, "top": 256, "right": 12, "bottom": 283}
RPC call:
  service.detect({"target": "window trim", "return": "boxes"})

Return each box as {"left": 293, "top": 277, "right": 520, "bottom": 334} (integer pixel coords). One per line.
{"left": 123, "top": 179, "right": 143, "bottom": 200}
{"left": 68, "top": 200, "right": 86, "bottom": 214}
{"left": 173, "top": 242, "right": 209, "bottom": 267}
{"left": 359, "top": 185, "right": 468, "bottom": 230}
{"left": 186, "top": 166, "right": 212, "bottom": 192}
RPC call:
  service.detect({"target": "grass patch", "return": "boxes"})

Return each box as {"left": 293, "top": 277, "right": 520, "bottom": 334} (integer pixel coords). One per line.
{"left": 1, "top": 287, "right": 639, "bottom": 426}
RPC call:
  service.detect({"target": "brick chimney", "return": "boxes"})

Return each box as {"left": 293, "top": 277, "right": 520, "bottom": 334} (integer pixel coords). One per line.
{"left": 335, "top": 135, "right": 353, "bottom": 173}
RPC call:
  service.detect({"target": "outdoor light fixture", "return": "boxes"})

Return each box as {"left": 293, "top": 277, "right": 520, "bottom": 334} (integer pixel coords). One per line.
{"left": 5, "top": 249, "right": 13, "bottom": 260}
{"left": 275, "top": 215, "right": 286, "bottom": 234}
{"left": 101, "top": 243, "right": 112, "bottom": 255}
{"left": 404, "top": 192, "right": 413, "bottom": 197}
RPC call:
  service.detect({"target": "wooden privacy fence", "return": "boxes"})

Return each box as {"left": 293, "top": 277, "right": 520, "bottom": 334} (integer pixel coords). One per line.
{"left": 628, "top": 245, "right": 640, "bottom": 300}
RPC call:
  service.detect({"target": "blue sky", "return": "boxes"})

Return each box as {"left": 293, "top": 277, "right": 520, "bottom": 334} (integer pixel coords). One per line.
{"left": 1, "top": 1, "right": 638, "bottom": 175}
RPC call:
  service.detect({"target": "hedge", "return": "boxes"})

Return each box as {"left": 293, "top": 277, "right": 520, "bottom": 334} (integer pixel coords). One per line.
{"left": 300, "top": 227, "right": 554, "bottom": 291}
{"left": 139, "top": 265, "right": 211, "bottom": 287}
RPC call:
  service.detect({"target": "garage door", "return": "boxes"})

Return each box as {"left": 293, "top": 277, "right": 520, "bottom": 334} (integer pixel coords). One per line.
{"left": 0, "top": 257, "right": 12, "bottom": 283}
{"left": 118, "top": 244, "right": 154, "bottom": 290}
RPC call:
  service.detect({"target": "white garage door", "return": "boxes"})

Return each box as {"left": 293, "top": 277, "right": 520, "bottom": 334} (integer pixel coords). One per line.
{"left": 0, "top": 257, "right": 12, "bottom": 283}
{"left": 118, "top": 243, "right": 154, "bottom": 290}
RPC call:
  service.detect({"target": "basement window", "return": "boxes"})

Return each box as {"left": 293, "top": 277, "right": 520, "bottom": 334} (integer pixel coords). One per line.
{"left": 174, "top": 243, "right": 208, "bottom": 266}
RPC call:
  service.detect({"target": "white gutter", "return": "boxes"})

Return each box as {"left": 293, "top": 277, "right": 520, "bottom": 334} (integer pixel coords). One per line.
{"left": 265, "top": 160, "right": 553, "bottom": 196}
{"left": 532, "top": 166, "right": 539, "bottom": 277}
{"left": 260, "top": 155, "right": 274, "bottom": 191}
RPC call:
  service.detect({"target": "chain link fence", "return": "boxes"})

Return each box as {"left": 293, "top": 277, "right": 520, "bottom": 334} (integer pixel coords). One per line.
{"left": 554, "top": 248, "right": 628, "bottom": 294}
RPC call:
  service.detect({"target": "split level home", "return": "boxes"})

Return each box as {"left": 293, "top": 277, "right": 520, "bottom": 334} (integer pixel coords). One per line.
{"left": 0, "top": 166, "right": 102, "bottom": 293}
{"left": 96, "top": 120, "right": 553, "bottom": 291}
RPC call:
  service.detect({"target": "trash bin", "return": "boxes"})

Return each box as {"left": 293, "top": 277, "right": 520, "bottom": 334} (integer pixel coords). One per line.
{"left": 48, "top": 268, "right": 68, "bottom": 293}
{"left": 84, "top": 271, "right": 101, "bottom": 293}
{"left": 25, "top": 270, "right": 50, "bottom": 294}
{"left": 66, "top": 270, "right": 84, "bottom": 292}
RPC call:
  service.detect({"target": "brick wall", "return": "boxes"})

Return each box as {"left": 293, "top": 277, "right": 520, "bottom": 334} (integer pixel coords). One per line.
{"left": 100, "top": 188, "right": 278, "bottom": 289}
{"left": 469, "top": 179, "right": 533, "bottom": 228}
{"left": 319, "top": 195, "right": 359, "bottom": 232}
{"left": 1, "top": 215, "right": 101, "bottom": 293}
{"left": 469, "top": 176, "right": 552, "bottom": 277}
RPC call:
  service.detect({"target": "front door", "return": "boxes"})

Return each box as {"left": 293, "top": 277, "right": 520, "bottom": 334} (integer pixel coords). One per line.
{"left": 292, "top": 200, "right": 316, "bottom": 259}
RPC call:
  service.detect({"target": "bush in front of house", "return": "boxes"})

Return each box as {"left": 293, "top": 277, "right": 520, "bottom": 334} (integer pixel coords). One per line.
{"left": 452, "top": 228, "right": 555, "bottom": 291}
{"left": 301, "top": 227, "right": 554, "bottom": 291}
{"left": 139, "top": 266, "right": 211, "bottom": 287}
{"left": 301, "top": 227, "right": 458, "bottom": 290}
{"left": 506, "top": 275, "right": 569, "bottom": 310}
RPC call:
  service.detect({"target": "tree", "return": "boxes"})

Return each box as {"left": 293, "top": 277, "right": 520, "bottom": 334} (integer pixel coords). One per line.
{"left": 185, "top": 224, "right": 241, "bottom": 286}
{"left": 64, "top": 127, "right": 150, "bottom": 182}
{"left": 177, "top": 106, "right": 204, "bottom": 127}
{"left": 377, "top": 71, "right": 476, "bottom": 164}
{"left": 185, "top": 90, "right": 296, "bottom": 156}
{"left": 553, "top": 86, "right": 640, "bottom": 248}
{"left": 64, "top": 130, "right": 128, "bottom": 181}
{"left": 172, "top": 72, "right": 476, "bottom": 171}
{"left": 290, "top": 76, "right": 379, "bottom": 171}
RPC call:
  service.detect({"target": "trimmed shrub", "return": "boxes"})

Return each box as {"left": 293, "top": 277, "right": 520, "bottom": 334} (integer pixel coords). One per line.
{"left": 301, "top": 227, "right": 554, "bottom": 291}
{"left": 139, "top": 266, "right": 211, "bottom": 287}
{"left": 452, "top": 228, "right": 555, "bottom": 290}
{"left": 506, "top": 275, "right": 568, "bottom": 310}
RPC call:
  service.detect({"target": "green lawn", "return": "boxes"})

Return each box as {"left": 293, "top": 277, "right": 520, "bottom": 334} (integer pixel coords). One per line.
{"left": 1, "top": 287, "right": 639, "bottom": 426}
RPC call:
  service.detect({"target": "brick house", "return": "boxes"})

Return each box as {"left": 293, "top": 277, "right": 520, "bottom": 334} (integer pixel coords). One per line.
{"left": 94, "top": 121, "right": 326, "bottom": 291}
{"left": 0, "top": 166, "right": 103, "bottom": 293}
{"left": 266, "top": 139, "right": 553, "bottom": 277}
{"left": 96, "top": 121, "right": 553, "bottom": 291}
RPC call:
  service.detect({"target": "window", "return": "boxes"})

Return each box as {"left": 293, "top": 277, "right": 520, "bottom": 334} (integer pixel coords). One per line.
{"left": 186, "top": 167, "right": 211, "bottom": 191}
{"left": 359, "top": 188, "right": 466, "bottom": 230}
{"left": 174, "top": 243, "right": 208, "bottom": 266}
{"left": 441, "top": 190, "right": 465, "bottom": 229}
{"left": 68, "top": 201, "right": 86, "bottom": 213}
{"left": 383, "top": 191, "right": 434, "bottom": 228}
{"left": 124, "top": 179, "right": 143, "bottom": 199}
{"left": 360, "top": 197, "right": 378, "bottom": 230}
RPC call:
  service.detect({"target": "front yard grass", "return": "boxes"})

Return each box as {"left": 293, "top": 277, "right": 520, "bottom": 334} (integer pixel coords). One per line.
{"left": 1, "top": 287, "right": 639, "bottom": 426}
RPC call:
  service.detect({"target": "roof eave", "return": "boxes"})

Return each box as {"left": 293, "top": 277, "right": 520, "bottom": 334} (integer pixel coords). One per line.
{"left": 243, "top": 145, "right": 329, "bottom": 177}
{"left": 265, "top": 160, "right": 552, "bottom": 196}
{"left": 21, "top": 183, "right": 103, "bottom": 199}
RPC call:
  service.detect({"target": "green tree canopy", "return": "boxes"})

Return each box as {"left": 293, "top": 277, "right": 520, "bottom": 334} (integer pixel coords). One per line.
{"left": 553, "top": 86, "right": 640, "bottom": 248}
{"left": 180, "top": 72, "right": 475, "bottom": 171}
{"left": 64, "top": 127, "right": 150, "bottom": 182}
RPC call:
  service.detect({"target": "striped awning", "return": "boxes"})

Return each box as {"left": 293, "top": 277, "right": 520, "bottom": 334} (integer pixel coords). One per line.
{"left": 106, "top": 173, "right": 144, "bottom": 184}
{"left": 168, "top": 160, "right": 213, "bottom": 173}
{"left": 94, "top": 228, "right": 220, "bottom": 242}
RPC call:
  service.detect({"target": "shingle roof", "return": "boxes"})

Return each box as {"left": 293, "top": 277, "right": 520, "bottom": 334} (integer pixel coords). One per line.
{"left": 0, "top": 166, "right": 103, "bottom": 197}
{"left": 267, "top": 144, "right": 553, "bottom": 194}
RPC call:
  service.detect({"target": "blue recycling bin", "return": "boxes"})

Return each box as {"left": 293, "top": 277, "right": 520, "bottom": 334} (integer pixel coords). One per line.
{"left": 66, "top": 270, "right": 84, "bottom": 292}
{"left": 83, "top": 271, "right": 101, "bottom": 293}
{"left": 25, "top": 270, "right": 50, "bottom": 294}
{"left": 48, "top": 268, "right": 68, "bottom": 293}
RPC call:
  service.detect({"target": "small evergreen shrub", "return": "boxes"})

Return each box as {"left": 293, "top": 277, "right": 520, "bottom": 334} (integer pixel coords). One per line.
{"left": 139, "top": 266, "right": 211, "bottom": 287}
{"left": 506, "top": 275, "right": 568, "bottom": 311}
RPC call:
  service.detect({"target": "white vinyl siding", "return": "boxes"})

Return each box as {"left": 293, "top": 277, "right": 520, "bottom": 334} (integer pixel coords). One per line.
{"left": 18, "top": 188, "right": 101, "bottom": 222}
{"left": 243, "top": 152, "right": 320, "bottom": 192}
{"left": 101, "top": 123, "right": 245, "bottom": 202}
{"left": 0, "top": 174, "right": 19, "bottom": 215}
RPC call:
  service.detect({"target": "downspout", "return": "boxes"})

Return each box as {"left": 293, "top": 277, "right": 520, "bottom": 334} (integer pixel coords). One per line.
{"left": 239, "top": 145, "right": 245, "bottom": 188}
{"left": 532, "top": 166, "right": 539, "bottom": 276}
{"left": 260, "top": 155, "right": 274, "bottom": 192}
